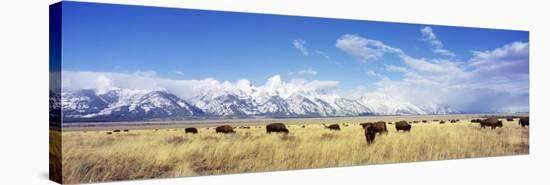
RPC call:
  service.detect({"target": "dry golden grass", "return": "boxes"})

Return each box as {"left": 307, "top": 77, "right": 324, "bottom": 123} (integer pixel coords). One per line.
{"left": 57, "top": 118, "right": 529, "bottom": 183}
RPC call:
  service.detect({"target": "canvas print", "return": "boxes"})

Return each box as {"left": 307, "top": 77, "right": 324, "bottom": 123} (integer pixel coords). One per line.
{"left": 49, "top": 1, "right": 529, "bottom": 184}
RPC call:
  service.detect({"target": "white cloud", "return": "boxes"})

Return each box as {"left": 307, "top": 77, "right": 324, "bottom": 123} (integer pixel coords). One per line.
{"left": 333, "top": 33, "right": 528, "bottom": 112}
{"left": 385, "top": 65, "right": 408, "bottom": 73}
{"left": 288, "top": 69, "right": 318, "bottom": 76}
{"left": 63, "top": 71, "right": 340, "bottom": 99}
{"left": 370, "top": 41, "right": 529, "bottom": 113}
{"left": 132, "top": 70, "right": 157, "bottom": 77}
{"left": 420, "top": 26, "right": 456, "bottom": 57}
{"left": 366, "top": 70, "right": 388, "bottom": 80}
{"left": 315, "top": 50, "right": 330, "bottom": 59}
{"left": 470, "top": 41, "right": 529, "bottom": 74}
{"left": 292, "top": 39, "right": 309, "bottom": 55}
{"left": 336, "top": 34, "right": 402, "bottom": 62}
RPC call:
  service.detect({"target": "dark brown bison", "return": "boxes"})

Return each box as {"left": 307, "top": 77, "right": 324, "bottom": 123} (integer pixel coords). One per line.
{"left": 395, "top": 121, "right": 411, "bottom": 132}
{"left": 324, "top": 124, "right": 341, "bottom": 131}
{"left": 106, "top": 132, "right": 112, "bottom": 135}
{"left": 506, "top": 117, "right": 514, "bottom": 122}
{"left": 471, "top": 119, "right": 482, "bottom": 123}
{"left": 266, "top": 123, "right": 289, "bottom": 134}
{"left": 519, "top": 117, "right": 529, "bottom": 127}
{"left": 215, "top": 125, "right": 235, "bottom": 133}
{"left": 362, "top": 123, "right": 376, "bottom": 144}
{"left": 301, "top": 125, "right": 306, "bottom": 128}
{"left": 388, "top": 122, "right": 393, "bottom": 125}
{"left": 123, "top": 129, "right": 129, "bottom": 132}
{"left": 439, "top": 121, "right": 446, "bottom": 124}
{"left": 185, "top": 127, "right": 198, "bottom": 134}
{"left": 480, "top": 117, "right": 503, "bottom": 129}
{"left": 422, "top": 120, "right": 427, "bottom": 123}
{"left": 413, "top": 121, "right": 419, "bottom": 124}
{"left": 113, "top": 129, "right": 121, "bottom": 133}
{"left": 450, "top": 120, "right": 457, "bottom": 123}
{"left": 238, "top": 126, "right": 251, "bottom": 129}
{"left": 360, "top": 121, "right": 387, "bottom": 135}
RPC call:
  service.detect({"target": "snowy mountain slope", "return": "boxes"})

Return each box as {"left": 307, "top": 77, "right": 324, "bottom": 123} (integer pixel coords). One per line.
{"left": 356, "top": 93, "right": 428, "bottom": 115}
{"left": 62, "top": 86, "right": 461, "bottom": 121}
{"left": 62, "top": 88, "right": 203, "bottom": 121}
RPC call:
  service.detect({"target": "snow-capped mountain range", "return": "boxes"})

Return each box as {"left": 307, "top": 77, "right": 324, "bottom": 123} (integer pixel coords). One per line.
{"left": 60, "top": 76, "right": 460, "bottom": 122}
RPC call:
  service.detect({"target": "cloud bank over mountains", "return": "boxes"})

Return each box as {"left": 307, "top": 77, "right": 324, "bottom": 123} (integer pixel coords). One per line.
{"left": 62, "top": 31, "right": 529, "bottom": 115}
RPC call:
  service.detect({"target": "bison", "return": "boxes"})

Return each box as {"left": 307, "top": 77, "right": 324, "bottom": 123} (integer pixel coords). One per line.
{"left": 123, "top": 129, "right": 129, "bottom": 132}
{"left": 506, "top": 117, "right": 514, "bottom": 122}
{"left": 395, "top": 121, "right": 412, "bottom": 132}
{"left": 360, "top": 121, "right": 387, "bottom": 135}
{"left": 266, "top": 123, "right": 289, "bottom": 134}
{"left": 215, "top": 125, "right": 235, "bottom": 134}
{"left": 440, "top": 121, "right": 446, "bottom": 124}
{"left": 422, "top": 120, "right": 428, "bottom": 123}
{"left": 362, "top": 123, "right": 376, "bottom": 144}
{"left": 324, "top": 124, "right": 341, "bottom": 131}
{"left": 471, "top": 119, "right": 482, "bottom": 123}
{"left": 113, "top": 129, "right": 121, "bottom": 133}
{"left": 185, "top": 127, "right": 198, "bottom": 134}
{"left": 106, "top": 132, "right": 112, "bottom": 135}
{"left": 480, "top": 117, "right": 503, "bottom": 129}
{"left": 450, "top": 120, "right": 457, "bottom": 123}
{"left": 519, "top": 117, "right": 529, "bottom": 127}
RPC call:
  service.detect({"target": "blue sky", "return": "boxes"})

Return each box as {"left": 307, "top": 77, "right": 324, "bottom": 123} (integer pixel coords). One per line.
{"left": 60, "top": 2, "right": 529, "bottom": 112}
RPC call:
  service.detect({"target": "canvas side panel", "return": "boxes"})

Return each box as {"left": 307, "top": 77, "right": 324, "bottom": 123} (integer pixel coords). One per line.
{"left": 49, "top": 2, "right": 63, "bottom": 184}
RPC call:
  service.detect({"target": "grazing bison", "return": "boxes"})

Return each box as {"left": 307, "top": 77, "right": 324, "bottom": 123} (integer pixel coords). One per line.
{"left": 471, "top": 119, "right": 483, "bottom": 123}
{"left": 413, "top": 121, "right": 419, "bottom": 124}
{"left": 395, "top": 121, "right": 412, "bottom": 132}
{"left": 360, "top": 121, "right": 387, "bottom": 135}
{"left": 324, "top": 124, "right": 341, "bottom": 131}
{"left": 185, "top": 127, "right": 198, "bottom": 134}
{"left": 362, "top": 123, "right": 376, "bottom": 144}
{"left": 113, "top": 129, "right": 121, "bottom": 133}
{"left": 106, "top": 132, "right": 112, "bottom": 135}
{"left": 215, "top": 125, "right": 235, "bottom": 133}
{"left": 388, "top": 122, "right": 393, "bottom": 125}
{"left": 519, "top": 117, "right": 529, "bottom": 127}
{"left": 480, "top": 117, "right": 503, "bottom": 129}
{"left": 123, "top": 129, "right": 129, "bottom": 132}
{"left": 301, "top": 125, "right": 306, "bottom": 128}
{"left": 266, "top": 123, "right": 289, "bottom": 134}
{"left": 506, "top": 117, "right": 514, "bottom": 122}
{"left": 450, "top": 120, "right": 457, "bottom": 123}
{"left": 422, "top": 120, "right": 428, "bottom": 123}
{"left": 239, "top": 126, "right": 251, "bottom": 129}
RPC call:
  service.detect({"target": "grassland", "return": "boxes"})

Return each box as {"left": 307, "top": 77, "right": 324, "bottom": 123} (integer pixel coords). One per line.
{"left": 55, "top": 116, "right": 529, "bottom": 183}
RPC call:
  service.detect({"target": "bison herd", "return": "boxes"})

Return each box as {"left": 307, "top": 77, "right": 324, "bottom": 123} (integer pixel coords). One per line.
{"left": 102, "top": 115, "right": 529, "bottom": 146}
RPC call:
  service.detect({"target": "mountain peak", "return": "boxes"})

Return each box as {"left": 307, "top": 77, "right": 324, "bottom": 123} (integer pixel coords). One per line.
{"left": 62, "top": 87, "right": 461, "bottom": 122}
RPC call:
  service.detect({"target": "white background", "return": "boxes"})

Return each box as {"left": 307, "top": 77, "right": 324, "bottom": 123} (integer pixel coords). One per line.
{"left": 0, "top": 0, "right": 548, "bottom": 184}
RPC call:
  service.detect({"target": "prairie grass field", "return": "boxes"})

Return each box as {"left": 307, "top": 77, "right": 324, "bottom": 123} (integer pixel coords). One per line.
{"left": 55, "top": 115, "right": 529, "bottom": 183}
